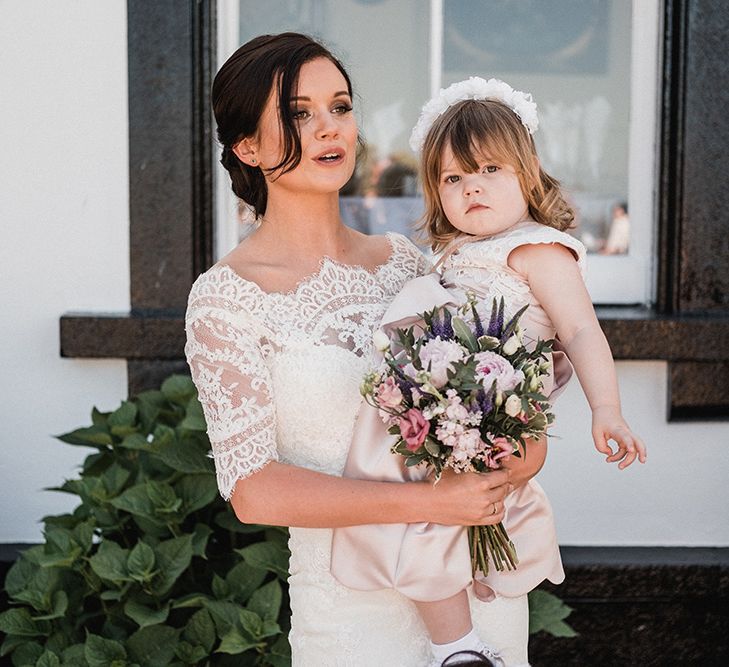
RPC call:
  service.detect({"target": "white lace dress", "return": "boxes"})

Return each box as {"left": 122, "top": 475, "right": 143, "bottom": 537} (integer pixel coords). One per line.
{"left": 186, "top": 233, "right": 440, "bottom": 666}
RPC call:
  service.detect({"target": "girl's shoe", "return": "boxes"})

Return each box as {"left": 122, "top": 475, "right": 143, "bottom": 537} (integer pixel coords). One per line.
{"left": 429, "top": 645, "right": 506, "bottom": 667}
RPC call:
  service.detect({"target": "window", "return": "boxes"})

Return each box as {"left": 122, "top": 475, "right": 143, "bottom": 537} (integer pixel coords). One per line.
{"left": 216, "top": 0, "right": 661, "bottom": 304}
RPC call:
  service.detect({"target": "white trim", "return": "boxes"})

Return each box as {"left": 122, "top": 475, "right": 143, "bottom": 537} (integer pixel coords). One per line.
{"left": 214, "top": 0, "right": 242, "bottom": 260}
{"left": 429, "top": 0, "right": 443, "bottom": 97}
{"left": 585, "top": 0, "right": 661, "bottom": 304}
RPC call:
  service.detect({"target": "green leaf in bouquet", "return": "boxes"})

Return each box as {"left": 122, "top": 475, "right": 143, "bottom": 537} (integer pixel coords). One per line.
{"left": 126, "top": 625, "right": 178, "bottom": 666}
{"left": 477, "top": 335, "right": 500, "bottom": 351}
{"left": 405, "top": 452, "right": 429, "bottom": 467}
{"left": 424, "top": 437, "right": 441, "bottom": 457}
{"left": 452, "top": 316, "right": 478, "bottom": 352}
{"left": 246, "top": 580, "right": 282, "bottom": 622}
{"left": 387, "top": 424, "right": 401, "bottom": 436}
{"left": 235, "top": 543, "right": 289, "bottom": 580}
{"left": 528, "top": 589, "right": 578, "bottom": 637}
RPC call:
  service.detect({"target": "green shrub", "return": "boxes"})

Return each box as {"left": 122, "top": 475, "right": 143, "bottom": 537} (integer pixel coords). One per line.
{"left": 1, "top": 374, "right": 573, "bottom": 667}
{"left": 0, "top": 375, "right": 290, "bottom": 667}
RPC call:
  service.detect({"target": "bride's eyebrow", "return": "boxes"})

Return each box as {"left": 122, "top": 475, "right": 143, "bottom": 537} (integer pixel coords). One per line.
{"left": 289, "top": 91, "right": 351, "bottom": 102}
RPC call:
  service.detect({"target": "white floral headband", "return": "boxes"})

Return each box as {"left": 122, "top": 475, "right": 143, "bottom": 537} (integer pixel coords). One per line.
{"left": 408, "top": 77, "right": 539, "bottom": 154}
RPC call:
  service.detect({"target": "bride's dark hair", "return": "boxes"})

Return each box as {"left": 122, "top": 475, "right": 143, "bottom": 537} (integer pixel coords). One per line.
{"left": 212, "top": 32, "right": 355, "bottom": 217}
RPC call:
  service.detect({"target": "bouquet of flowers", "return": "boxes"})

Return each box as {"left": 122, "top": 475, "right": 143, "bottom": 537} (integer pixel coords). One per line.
{"left": 361, "top": 296, "right": 555, "bottom": 576}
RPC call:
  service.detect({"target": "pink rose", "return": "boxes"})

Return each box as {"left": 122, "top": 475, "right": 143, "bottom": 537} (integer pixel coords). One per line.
{"left": 375, "top": 377, "right": 403, "bottom": 409}
{"left": 474, "top": 351, "right": 524, "bottom": 392}
{"left": 399, "top": 408, "right": 430, "bottom": 452}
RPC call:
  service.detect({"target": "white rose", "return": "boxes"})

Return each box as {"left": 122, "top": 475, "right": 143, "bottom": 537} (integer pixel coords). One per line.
{"left": 502, "top": 335, "right": 520, "bottom": 356}
{"left": 419, "top": 337, "right": 466, "bottom": 388}
{"left": 504, "top": 394, "right": 522, "bottom": 417}
{"left": 373, "top": 329, "right": 390, "bottom": 352}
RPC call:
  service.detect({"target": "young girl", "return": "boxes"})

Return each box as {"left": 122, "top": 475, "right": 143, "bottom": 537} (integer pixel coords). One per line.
{"left": 331, "top": 78, "right": 646, "bottom": 667}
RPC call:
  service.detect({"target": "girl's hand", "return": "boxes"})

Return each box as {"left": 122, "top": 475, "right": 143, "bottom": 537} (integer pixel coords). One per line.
{"left": 592, "top": 405, "right": 647, "bottom": 469}
{"left": 426, "top": 468, "right": 511, "bottom": 526}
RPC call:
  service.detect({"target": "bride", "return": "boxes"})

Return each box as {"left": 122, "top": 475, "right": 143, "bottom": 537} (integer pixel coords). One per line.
{"left": 184, "top": 32, "right": 545, "bottom": 666}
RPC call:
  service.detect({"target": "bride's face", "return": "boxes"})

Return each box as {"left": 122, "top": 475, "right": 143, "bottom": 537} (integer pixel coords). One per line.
{"left": 253, "top": 57, "right": 358, "bottom": 198}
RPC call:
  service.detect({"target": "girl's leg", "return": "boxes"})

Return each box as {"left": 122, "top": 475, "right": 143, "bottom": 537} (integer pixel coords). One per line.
{"left": 414, "top": 590, "right": 473, "bottom": 644}
{"left": 416, "top": 591, "right": 504, "bottom": 666}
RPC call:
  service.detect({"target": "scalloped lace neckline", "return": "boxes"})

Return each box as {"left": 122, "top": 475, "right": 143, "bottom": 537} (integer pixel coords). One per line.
{"left": 214, "top": 232, "right": 398, "bottom": 298}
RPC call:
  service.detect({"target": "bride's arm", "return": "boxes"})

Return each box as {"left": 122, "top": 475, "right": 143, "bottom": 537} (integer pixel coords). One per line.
{"left": 230, "top": 461, "right": 510, "bottom": 528}
{"left": 185, "top": 283, "right": 510, "bottom": 532}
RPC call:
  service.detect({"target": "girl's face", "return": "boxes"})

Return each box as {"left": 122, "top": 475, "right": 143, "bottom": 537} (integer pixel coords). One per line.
{"left": 251, "top": 57, "right": 357, "bottom": 199}
{"left": 438, "top": 142, "right": 528, "bottom": 237}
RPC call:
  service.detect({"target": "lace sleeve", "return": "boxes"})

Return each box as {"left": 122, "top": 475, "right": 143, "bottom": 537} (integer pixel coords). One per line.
{"left": 184, "top": 272, "right": 278, "bottom": 501}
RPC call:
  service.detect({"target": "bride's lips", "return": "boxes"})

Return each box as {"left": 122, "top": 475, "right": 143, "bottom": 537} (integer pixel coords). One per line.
{"left": 312, "top": 146, "right": 346, "bottom": 166}
{"left": 466, "top": 203, "right": 489, "bottom": 213}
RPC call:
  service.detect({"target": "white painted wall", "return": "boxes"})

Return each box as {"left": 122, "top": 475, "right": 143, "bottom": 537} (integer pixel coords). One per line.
{"left": 542, "top": 361, "right": 729, "bottom": 546}
{"left": 0, "top": 2, "right": 129, "bottom": 541}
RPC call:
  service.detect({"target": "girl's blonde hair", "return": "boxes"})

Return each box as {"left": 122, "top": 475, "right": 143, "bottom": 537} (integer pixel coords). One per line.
{"left": 418, "top": 98, "right": 574, "bottom": 253}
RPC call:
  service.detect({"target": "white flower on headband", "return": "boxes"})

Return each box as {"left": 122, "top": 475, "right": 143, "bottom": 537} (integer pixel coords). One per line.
{"left": 408, "top": 77, "right": 539, "bottom": 154}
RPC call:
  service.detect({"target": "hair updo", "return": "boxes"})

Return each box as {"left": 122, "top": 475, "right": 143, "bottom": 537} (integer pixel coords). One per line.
{"left": 212, "top": 32, "right": 355, "bottom": 217}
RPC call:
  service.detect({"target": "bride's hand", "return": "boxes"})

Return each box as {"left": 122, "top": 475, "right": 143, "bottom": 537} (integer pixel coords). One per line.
{"left": 424, "top": 468, "right": 510, "bottom": 526}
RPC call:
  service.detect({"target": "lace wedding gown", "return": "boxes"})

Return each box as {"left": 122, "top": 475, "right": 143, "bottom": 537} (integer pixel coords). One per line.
{"left": 185, "top": 232, "right": 529, "bottom": 666}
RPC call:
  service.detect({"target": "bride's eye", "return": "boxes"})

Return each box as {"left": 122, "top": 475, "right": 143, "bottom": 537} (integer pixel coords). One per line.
{"left": 291, "top": 108, "right": 310, "bottom": 121}
{"left": 332, "top": 103, "right": 353, "bottom": 114}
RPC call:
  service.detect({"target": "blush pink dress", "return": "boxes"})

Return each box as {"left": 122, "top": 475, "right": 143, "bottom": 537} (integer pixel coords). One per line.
{"left": 331, "top": 220, "right": 586, "bottom": 666}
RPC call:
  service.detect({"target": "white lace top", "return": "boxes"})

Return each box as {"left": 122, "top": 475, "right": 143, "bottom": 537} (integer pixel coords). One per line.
{"left": 184, "top": 232, "right": 430, "bottom": 500}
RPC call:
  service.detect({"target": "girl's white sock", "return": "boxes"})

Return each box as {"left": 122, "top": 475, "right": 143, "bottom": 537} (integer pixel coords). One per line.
{"left": 430, "top": 627, "right": 481, "bottom": 663}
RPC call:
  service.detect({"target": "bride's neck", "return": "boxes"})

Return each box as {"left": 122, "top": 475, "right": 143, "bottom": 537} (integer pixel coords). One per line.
{"left": 255, "top": 192, "right": 350, "bottom": 258}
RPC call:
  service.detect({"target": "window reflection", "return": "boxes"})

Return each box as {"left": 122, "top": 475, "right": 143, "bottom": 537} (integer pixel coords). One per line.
{"left": 232, "top": 0, "right": 632, "bottom": 254}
